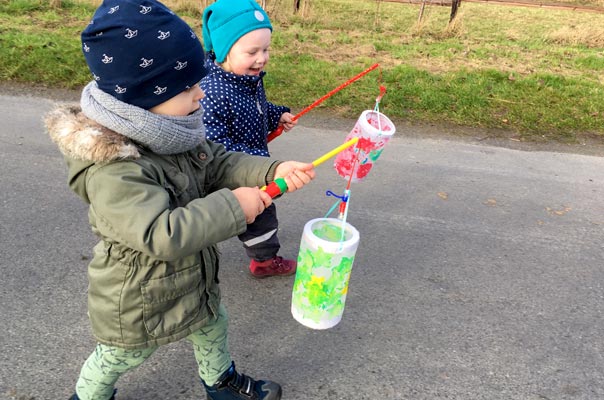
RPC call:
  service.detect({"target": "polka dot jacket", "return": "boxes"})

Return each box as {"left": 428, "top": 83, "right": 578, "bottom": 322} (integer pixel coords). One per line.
{"left": 200, "top": 54, "right": 290, "bottom": 157}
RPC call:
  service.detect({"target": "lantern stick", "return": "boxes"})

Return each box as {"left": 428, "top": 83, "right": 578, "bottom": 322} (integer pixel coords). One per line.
{"left": 262, "top": 137, "right": 359, "bottom": 198}
{"left": 267, "top": 64, "right": 380, "bottom": 143}
{"left": 311, "top": 137, "right": 359, "bottom": 167}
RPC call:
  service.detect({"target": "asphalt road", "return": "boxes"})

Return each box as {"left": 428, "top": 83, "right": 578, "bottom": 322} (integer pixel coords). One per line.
{"left": 1, "top": 93, "right": 603, "bottom": 400}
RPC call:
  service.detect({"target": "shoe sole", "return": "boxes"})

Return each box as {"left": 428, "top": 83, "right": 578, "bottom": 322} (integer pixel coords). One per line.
{"left": 249, "top": 270, "right": 296, "bottom": 279}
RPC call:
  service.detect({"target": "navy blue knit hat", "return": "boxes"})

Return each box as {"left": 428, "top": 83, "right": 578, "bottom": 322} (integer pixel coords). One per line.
{"left": 202, "top": 0, "right": 272, "bottom": 63}
{"left": 81, "top": 0, "right": 207, "bottom": 110}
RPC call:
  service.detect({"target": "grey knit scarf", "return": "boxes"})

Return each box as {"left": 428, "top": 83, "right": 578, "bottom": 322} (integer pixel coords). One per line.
{"left": 80, "top": 81, "right": 206, "bottom": 155}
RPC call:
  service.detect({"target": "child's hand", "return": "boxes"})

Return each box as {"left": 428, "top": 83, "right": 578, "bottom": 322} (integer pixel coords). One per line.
{"left": 279, "top": 112, "right": 298, "bottom": 132}
{"left": 274, "top": 162, "right": 316, "bottom": 193}
{"left": 232, "top": 187, "right": 272, "bottom": 223}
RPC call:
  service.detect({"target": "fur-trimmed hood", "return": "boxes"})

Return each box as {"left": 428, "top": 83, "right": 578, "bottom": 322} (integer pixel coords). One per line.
{"left": 45, "top": 104, "right": 140, "bottom": 163}
{"left": 45, "top": 104, "right": 142, "bottom": 204}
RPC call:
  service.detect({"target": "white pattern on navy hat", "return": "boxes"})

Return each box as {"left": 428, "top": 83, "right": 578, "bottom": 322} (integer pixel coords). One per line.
{"left": 101, "top": 54, "right": 113, "bottom": 64}
{"left": 108, "top": 5, "right": 119, "bottom": 14}
{"left": 174, "top": 61, "right": 187, "bottom": 70}
{"left": 140, "top": 5, "right": 151, "bottom": 14}
{"left": 125, "top": 29, "right": 138, "bottom": 39}
{"left": 154, "top": 86, "right": 167, "bottom": 95}
{"left": 158, "top": 31, "right": 170, "bottom": 40}
{"left": 140, "top": 58, "right": 153, "bottom": 68}
{"left": 83, "top": 43, "right": 90, "bottom": 52}
{"left": 115, "top": 85, "right": 126, "bottom": 94}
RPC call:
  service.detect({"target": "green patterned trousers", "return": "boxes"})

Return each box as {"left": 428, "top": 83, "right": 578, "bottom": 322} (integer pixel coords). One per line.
{"left": 74, "top": 304, "right": 231, "bottom": 400}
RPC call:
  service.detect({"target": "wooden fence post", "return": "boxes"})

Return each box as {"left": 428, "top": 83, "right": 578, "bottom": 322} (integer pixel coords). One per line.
{"left": 418, "top": 0, "right": 427, "bottom": 23}
{"left": 294, "top": 0, "right": 310, "bottom": 15}
{"left": 450, "top": 0, "right": 461, "bottom": 22}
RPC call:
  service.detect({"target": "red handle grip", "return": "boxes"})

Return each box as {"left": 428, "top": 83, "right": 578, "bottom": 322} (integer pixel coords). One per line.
{"left": 261, "top": 178, "right": 288, "bottom": 198}
{"left": 267, "top": 125, "right": 285, "bottom": 143}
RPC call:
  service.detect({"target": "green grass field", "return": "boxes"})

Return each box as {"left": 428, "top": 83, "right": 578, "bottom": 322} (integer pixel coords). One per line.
{"left": 1, "top": 0, "right": 603, "bottom": 142}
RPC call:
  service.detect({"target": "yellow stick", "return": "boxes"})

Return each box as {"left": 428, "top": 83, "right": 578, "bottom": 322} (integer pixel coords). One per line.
{"left": 311, "top": 137, "right": 359, "bottom": 167}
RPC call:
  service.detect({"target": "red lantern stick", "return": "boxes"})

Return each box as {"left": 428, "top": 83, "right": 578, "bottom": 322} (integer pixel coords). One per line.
{"left": 267, "top": 63, "right": 380, "bottom": 143}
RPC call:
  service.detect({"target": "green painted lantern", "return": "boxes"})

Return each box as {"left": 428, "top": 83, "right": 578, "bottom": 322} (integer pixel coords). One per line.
{"left": 291, "top": 218, "right": 360, "bottom": 329}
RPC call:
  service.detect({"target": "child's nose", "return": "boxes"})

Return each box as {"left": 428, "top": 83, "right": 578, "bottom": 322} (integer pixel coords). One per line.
{"left": 193, "top": 85, "right": 205, "bottom": 101}
{"left": 257, "top": 53, "right": 268, "bottom": 65}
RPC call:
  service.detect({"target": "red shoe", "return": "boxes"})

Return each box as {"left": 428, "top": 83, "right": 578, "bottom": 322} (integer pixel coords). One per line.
{"left": 249, "top": 256, "right": 296, "bottom": 278}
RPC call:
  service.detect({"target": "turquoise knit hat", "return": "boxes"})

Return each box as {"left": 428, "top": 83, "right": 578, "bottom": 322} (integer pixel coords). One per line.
{"left": 202, "top": 0, "right": 272, "bottom": 63}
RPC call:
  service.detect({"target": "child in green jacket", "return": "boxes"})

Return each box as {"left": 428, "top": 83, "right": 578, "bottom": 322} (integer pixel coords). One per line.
{"left": 45, "top": 1, "right": 314, "bottom": 399}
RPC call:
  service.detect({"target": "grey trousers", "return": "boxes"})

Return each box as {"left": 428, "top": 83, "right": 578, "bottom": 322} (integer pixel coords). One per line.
{"left": 238, "top": 203, "right": 280, "bottom": 261}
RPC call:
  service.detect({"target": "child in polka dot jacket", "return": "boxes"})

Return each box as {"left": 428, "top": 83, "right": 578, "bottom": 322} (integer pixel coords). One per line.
{"left": 201, "top": 0, "right": 299, "bottom": 278}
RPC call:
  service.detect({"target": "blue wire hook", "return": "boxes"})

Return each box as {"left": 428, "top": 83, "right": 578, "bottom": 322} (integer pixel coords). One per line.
{"left": 326, "top": 190, "right": 349, "bottom": 202}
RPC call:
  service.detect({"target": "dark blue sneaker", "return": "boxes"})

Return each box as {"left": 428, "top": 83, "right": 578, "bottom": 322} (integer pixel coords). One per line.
{"left": 69, "top": 389, "right": 117, "bottom": 400}
{"left": 203, "top": 362, "right": 282, "bottom": 400}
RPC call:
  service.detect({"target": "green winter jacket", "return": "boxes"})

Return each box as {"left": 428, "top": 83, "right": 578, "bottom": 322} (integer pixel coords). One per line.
{"left": 45, "top": 105, "right": 279, "bottom": 349}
